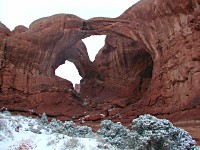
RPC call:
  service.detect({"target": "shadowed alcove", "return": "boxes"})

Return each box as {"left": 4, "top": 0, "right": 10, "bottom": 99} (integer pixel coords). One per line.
{"left": 78, "top": 33, "right": 153, "bottom": 108}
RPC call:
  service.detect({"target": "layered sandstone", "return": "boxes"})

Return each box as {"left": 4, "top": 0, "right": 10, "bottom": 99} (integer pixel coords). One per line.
{"left": 0, "top": 0, "right": 200, "bottom": 144}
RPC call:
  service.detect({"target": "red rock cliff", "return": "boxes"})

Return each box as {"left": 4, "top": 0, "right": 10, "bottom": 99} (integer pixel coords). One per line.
{"left": 0, "top": 0, "right": 200, "bottom": 142}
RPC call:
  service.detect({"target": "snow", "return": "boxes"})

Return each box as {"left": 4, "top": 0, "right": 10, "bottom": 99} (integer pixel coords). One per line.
{"left": 0, "top": 112, "right": 199, "bottom": 150}
{"left": 0, "top": 112, "right": 116, "bottom": 150}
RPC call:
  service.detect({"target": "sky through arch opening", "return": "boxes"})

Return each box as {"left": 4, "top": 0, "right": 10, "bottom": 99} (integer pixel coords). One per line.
{"left": 82, "top": 35, "right": 106, "bottom": 62}
{"left": 55, "top": 60, "right": 82, "bottom": 87}
{"left": 55, "top": 35, "right": 106, "bottom": 86}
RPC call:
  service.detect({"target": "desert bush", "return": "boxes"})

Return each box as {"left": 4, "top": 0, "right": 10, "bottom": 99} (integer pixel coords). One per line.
{"left": 29, "top": 126, "right": 42, "bottom": 134}
{"left": 128, "top": 114, "right": 197, "bottom": 150}
{"left": 97, "top": 120, "right": 130, "bottom": 149}
{"left": 2, "top": 110, "right": 11, "bottom": 116}
{"left": 0, "top": 120, "right": 14, "bottom": 141}
{"left": 49, "top": 118, "right": 65, "bottom": 133}
{"left": 40, "top": 113, "right": 48, "bottom": 125}
{"left": 97, "top": 114, "right": 198, "bottom": 150}
{"left": 74, "top": 125, "right": 93, "bottom": 138}
{"left": 48, "top": 120, "right": 94, "bottom": 138}
{"left": 62, "top": 121, "right": 76, "bottom": 136}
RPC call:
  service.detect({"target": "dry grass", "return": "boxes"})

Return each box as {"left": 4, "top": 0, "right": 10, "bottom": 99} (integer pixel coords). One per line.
{"left": 10, "top": 139, "right": 35, "bottom": 150}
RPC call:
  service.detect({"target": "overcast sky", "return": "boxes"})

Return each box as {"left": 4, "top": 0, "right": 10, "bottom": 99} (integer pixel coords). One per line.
{"left": 0, "top": 0, "right": 139, "bottom": 85}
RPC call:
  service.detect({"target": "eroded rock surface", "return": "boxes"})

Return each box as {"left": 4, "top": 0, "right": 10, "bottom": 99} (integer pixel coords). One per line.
{"left": 0, "top": 0, "right": 200, "bottom": 144}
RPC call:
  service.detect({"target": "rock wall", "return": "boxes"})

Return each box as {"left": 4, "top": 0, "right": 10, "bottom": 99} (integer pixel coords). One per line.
{"left": 0, "top": 15, "right": 88, "bottom": 119}
{"left": 0, "top": 0, "right": 200, "bottom": 142}
{"left": 80, "top": 0, "right": 200, "bottom": 124}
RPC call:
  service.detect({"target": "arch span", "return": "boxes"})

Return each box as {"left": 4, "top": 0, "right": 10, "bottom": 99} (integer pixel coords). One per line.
{"left": 31, "top": 15, "right": 155, "bottom": 104}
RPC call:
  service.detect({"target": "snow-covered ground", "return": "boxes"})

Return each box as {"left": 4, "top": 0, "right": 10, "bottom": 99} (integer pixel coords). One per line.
{"left": 0, "top": 112, "right": 115, "bottom": 150}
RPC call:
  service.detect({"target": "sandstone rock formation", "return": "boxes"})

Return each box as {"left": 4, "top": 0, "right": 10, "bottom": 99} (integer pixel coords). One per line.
{"left": 0, "top": 0, "right": 200, "bottom": 144}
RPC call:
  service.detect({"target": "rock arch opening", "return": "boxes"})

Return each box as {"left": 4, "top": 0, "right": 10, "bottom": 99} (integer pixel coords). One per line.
{"left": 51, "top": 21, "right": 154, "bottom": 109}
{"left": 80, "top": 33, "right": 153, "bottom": 107}
{"left": 55, "top": 60, "right": 82, "bottom": 89}
{"left": 82, "top": 35, "right": 106, "bottom": 62}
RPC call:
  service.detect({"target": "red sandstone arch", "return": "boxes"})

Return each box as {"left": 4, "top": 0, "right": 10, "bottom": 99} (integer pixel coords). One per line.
{"left": 0, "top": 1, "right": 200, "bottom": 144}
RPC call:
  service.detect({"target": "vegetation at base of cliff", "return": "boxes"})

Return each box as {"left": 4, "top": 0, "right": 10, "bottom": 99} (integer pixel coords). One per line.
{"left": 0, "top": 111, "right": 199, "bottom": 150}
{"left": 98, "top": 115, "right": 198, "bottom": 149}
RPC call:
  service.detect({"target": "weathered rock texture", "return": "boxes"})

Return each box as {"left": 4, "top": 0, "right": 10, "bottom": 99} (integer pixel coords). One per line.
{"left": 0, "top": 0, "right": 200, "bottom": 143}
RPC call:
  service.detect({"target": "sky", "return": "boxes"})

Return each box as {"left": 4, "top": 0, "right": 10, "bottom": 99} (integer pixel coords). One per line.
{"left": 0, "top": 0, "right": 140, "bottom": 86}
